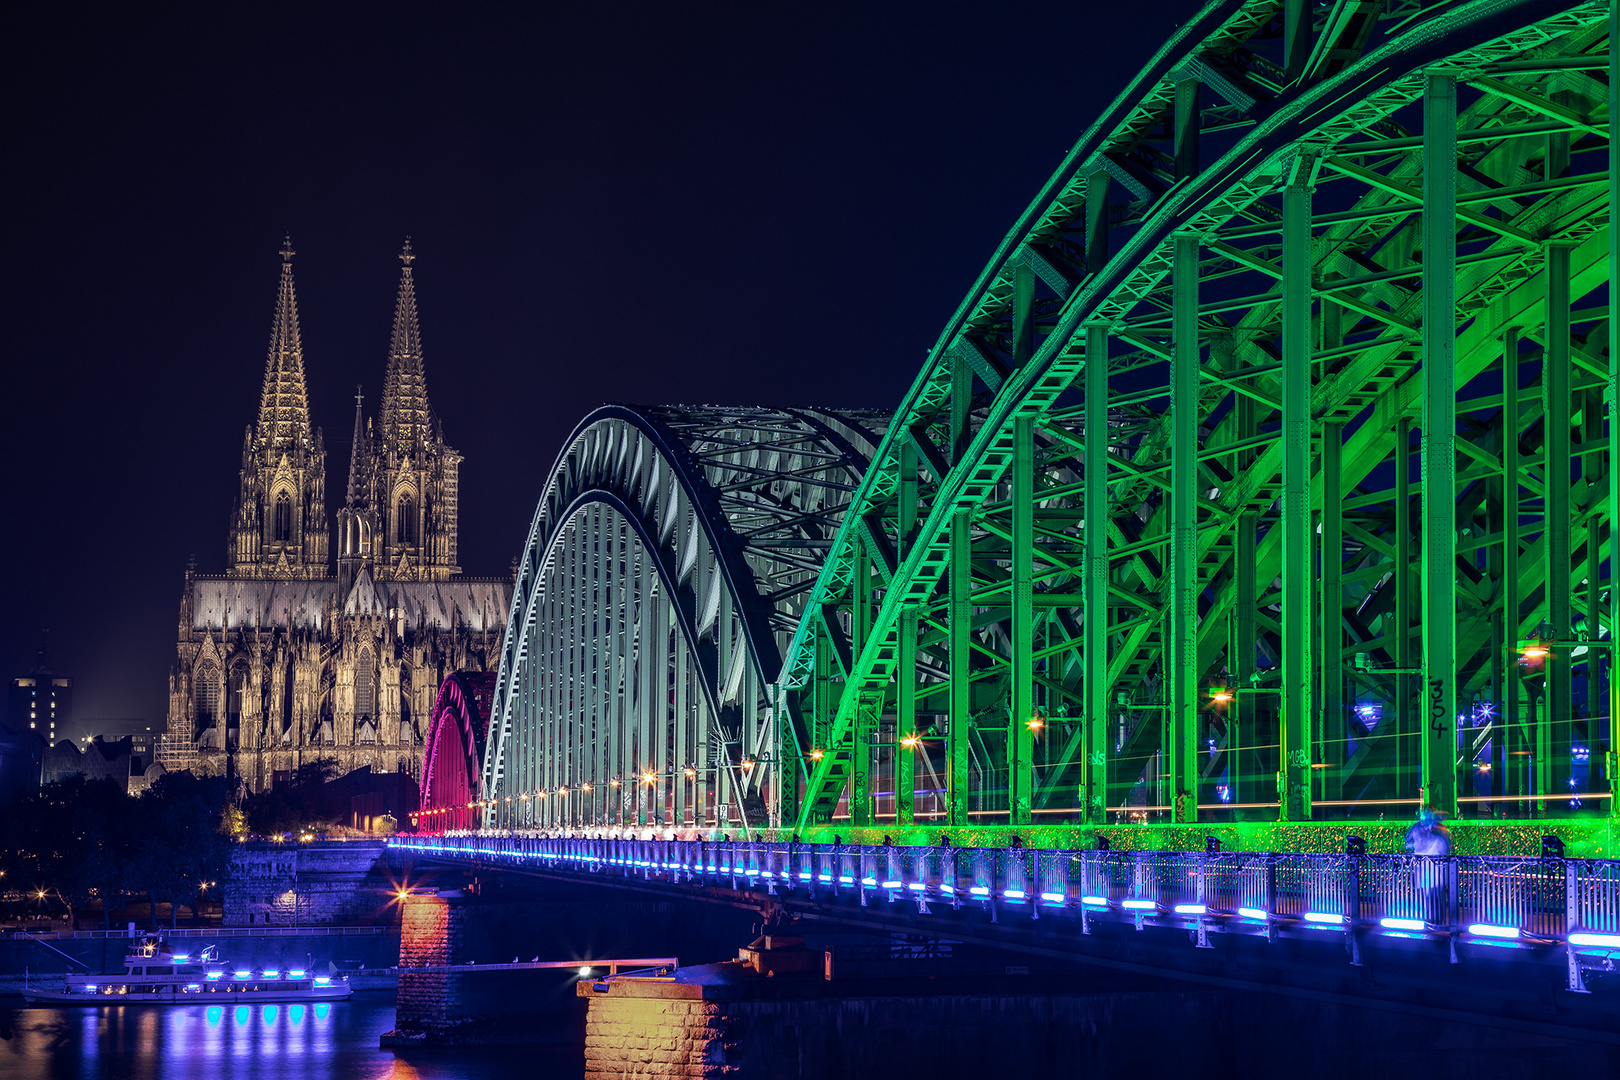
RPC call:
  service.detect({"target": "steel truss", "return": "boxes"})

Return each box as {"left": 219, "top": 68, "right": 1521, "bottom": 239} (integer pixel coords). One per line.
{"left": 781, "top": 0, "right": 1620, "bottom": 831}
{"left": 480, "top": 406, "right": 887, "bottom": 831}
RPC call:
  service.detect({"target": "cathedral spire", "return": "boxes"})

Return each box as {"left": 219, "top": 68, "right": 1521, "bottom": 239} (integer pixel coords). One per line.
{"left": 380, "top": 239, "right": 432, "bottom": 445}
{"left": 256, "top": 236, "right": 312, "bottom": 449}
{"left": 345, "top": 385, "right": 367, "bottom": 507}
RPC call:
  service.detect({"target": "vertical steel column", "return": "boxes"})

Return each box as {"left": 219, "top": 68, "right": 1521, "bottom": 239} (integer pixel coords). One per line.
{"left": 897, "top": 441, "right": 918, "bottom": 825}
{"left": 1420, "top": 73, "right": 1458, "bottom": 816}
{"left": 1086, "top": 171, "right": 1110, "bottom": 275}
{"left": 1396, "top": 417, "right": 1412, "bottom": 791}
{"left": 1011, "top": 265, "right": 1036, "bottom": 826}
{"left": 1084, "top": 323, "right": 1110, "bottom": 824}
{"left": 1011, "top": 416, "right": 1035, "bottom": 824}
{"left": 1609, "top": 0, "right": 1620, "bottom": 815}
{"left": 948, "top": 351, "right": 973, "bottom": 827}
{"left": 1545, "top": 242, "right": 1573, "bottom": 804}
{"left": 1322, "top": 422, "right": 1344, "bottom": 796}
{"left": 1280, "top": 166, "right": 1314, "bottom": 822}
{"left": 1284, "top": 0, "right": 1313, "bottom": 81}
{"left": 851, "top": 561, "right": 873, "bottom": 826}
{"left": 1232, "top": 513, "right": 1256, "bottom": 805}
{"left": 1170, "top": 233, "right": 1200, "bottom": 823}
{"left": 1174, "top": 78, "right": 1200, "bottom": 180}
{"left": 1503, "top": 330, "right": 1522, "bottom": 803}
{"left": 673, "top": 604, "right": 689, "bottom": 826}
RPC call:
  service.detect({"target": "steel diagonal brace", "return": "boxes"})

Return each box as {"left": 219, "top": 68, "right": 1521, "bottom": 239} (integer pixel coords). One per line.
{"left": 1322, "top": 158, "right": 1539, "bottom": 244}
{"left": 1469, "top": 75, "right": 1606, "bottom": 136}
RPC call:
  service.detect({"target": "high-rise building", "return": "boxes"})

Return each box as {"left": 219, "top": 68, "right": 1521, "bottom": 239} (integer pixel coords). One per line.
{"left": 9, "top": 645, "right": 72, "bottom": 744}
{"left": 163, "top": 240, "right": 509, "bottom": 791}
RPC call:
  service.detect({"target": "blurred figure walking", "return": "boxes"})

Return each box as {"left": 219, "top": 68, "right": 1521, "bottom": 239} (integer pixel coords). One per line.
{"left": 1405, "top": 806, "right": 1453, "bottom": 926}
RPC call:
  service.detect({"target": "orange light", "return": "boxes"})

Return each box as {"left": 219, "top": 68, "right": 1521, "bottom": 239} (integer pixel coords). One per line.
{"left": 1210, "top": 690, "right": 1233, "bottom": 704}
{"left": 1026, "top": 717, "right": 1044, "bottom": 732}
{"left": 642, "top": 771, "right": 656, "bottom": 784}
{"left": 900, "top": 734, "right": 920, "bottom": 749}
{"left": 1521, "top": 645, "right": 1549, "bottom": 660}
{"left": 582, "top": 783, "right": 592, "bottom": 792}
{"left": 610, "top": 779, "right": 621, "bottom": 787}
{"left": 395, "top": 888, "right": 409, "bottom": 901}
{"left": 741, "top": 759, "right": 754, "bottom": 771}
{"left": 809, "top": 749, "right": 824, "bottom": 761}
{"left": 684, "top": 767, "right": 696, "bottom": 778}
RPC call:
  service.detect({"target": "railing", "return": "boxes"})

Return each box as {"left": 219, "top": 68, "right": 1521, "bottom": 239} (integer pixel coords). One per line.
{"left": 388, "top": 834, "right": 1620, "bottom": 991}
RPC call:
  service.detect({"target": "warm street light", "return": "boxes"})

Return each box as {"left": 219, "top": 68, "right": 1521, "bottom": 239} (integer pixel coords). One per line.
{"left": 900, "top": 733, "right": 920, "bottom": 749}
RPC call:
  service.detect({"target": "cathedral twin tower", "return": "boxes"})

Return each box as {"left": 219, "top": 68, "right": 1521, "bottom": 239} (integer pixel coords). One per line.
{"left": 229, "top": 237, "right": 459, "bottom": 587}
{"left": 164, "top": 240, "right": 510, "bottom": 794}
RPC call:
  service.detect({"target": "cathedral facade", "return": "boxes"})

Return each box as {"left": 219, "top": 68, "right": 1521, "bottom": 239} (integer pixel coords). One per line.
{"left": 165, "top": 240, "right": 510, "bottom": 792}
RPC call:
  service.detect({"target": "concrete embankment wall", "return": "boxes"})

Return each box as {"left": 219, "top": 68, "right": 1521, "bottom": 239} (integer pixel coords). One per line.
{"left": 224, "top": 841, "right": 393, "bottom": 926}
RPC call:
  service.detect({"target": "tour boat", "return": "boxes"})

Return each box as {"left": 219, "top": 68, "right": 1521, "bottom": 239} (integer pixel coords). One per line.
{"left": 20, "top": 937, "right": 353, "bottom": 1005}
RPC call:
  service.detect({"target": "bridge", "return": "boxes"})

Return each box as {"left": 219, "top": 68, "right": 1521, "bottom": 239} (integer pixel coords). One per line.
{"left": 411, "top": 0, "right": 1620, "bottom": 880}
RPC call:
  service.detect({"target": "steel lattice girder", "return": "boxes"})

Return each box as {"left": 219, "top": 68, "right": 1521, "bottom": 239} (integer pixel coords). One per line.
{"left": 779, "top": 0, "right": 1620, "bottom": 832}
{"left": 480, "top": 405, "right": 887, "bottom": 832}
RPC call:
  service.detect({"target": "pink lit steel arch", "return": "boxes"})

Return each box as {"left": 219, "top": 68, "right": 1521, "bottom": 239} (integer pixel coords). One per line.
{"left": 419, "top": 671, "right": 496, "bottom": 831}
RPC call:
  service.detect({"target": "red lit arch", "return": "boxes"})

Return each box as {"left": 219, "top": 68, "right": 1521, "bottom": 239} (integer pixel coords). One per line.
{"left": 418, "top": 671, "right": 496, "bottom": 831}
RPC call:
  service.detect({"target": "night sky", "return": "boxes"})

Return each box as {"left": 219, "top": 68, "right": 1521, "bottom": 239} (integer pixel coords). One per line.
{"left": 3, "top": 1, "right": 1201, "bottom": 734}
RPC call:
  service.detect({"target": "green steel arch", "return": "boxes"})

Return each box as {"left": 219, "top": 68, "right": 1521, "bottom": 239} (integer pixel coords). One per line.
{"left": 480, "top": 405, "right": 886, "bottom": 832}
{"left": 779, "top": 0, "right": 1620, "bottom": 834}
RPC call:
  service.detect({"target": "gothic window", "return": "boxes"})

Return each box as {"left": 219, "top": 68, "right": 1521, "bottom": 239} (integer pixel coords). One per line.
{"left": 355, "top": 650, "right": 375, "bottom": 720}
{"left": 193, "top": 663, "right": 220, "bottom": 739}
{"left": 274, "top": 492, "right": 292, "bottom": 541}
{"left": 227, "top": 661, "right": 248, "bottom": 733}
{"left": 397, "top": 495, "right": 416, "bottom": 543}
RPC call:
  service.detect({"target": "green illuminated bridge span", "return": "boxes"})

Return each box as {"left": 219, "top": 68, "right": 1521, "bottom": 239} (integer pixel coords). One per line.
{"left": 471, "top": 0, "right": 1620, "bottom": 855}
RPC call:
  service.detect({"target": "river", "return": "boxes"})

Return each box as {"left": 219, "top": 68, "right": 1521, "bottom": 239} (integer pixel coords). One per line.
{"left": 0, "top": 994, "right": 580, "bottom": 1079}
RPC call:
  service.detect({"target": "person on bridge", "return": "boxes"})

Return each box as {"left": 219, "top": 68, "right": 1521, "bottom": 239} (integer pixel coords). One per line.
{"left": 1404, "top": 806, "right": 1452, "bottom": 927}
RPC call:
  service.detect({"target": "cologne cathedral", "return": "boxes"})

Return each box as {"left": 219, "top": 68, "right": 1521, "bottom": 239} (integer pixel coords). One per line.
{"left": 164, "top": 240, "right": 510, "bottom": 792}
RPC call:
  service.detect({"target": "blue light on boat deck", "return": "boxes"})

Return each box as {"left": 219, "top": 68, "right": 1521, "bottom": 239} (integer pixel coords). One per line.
{"left": 172, "top": 954, "right": 189, "bottom": 962}
{"left": 1303, "top": 912, "right": 1343, "bottom": 924}
{"left": 1081, "top": 895, "right": 1108, "bottom": 906}
{"left": 234, "top": 970, "right": 251, "bottom": 980}
{"left": 187, "top": 984, "right": 201, "bottom": 990}
{"left": 1380, "top": 917, "right": 1427, "bottom": 932}
{"left": 1467, "top": 923, "right": 1520, "bottom": 939}
{"left": 314, "top": 976, "right": 332, "bottom": 985}
{"left": 1122, "top": 899, "right": 1157, "bottom": 910}
{"left": 800, "top": 872, "right": 812, "bottom": 880}
{"left": 1173, "top": 903, "right": 1207, "bottom": 915}
{"left": 289, "top": 969, "right": 305, "bottom": 979}
{"left": 206, "top": 972, "right": 223, "bottom": 980}
{"left": 263, "top": 970, "right": 279, "bottom": 978}
{"left": 969, "top": 886, "right": 990, "bottom": 896}
{"left": 881, "top": 880, "right": 902, "bottom": 889}
{"left": 1003, "top": 889, "right": 1026, "bottom": 900}
{"left": 818, "top": 873, "right": 831, "bottom": 881}
{"left": 860, "top": 877, "right": 877, "bottom": 886}
{"left": 908, "top": 883, "right": 927, "bottom": 891}
{"left": 1040, "top": 892, "right": 1065, "bottom": 903}
{"left": 83, "top": 984, "right": 96, "bottom": 992}
{"left": 1238, "top": 907, "right": 1267, "bottom": 920}
{"left": 839, "top": 875, "right": 853, "bottom": 884}
{"left": 1569, "top": 931, "right": 1620, "bottom": 948}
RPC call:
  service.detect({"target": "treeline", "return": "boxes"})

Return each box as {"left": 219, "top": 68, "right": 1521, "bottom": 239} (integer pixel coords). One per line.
{"left": 0, "top": 772, "right": 236, "bottom": 929}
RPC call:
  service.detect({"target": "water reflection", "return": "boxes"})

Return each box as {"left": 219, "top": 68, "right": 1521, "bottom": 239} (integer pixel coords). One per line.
{"left": 0, "top": 996, "right": 571, "bottom": 1079}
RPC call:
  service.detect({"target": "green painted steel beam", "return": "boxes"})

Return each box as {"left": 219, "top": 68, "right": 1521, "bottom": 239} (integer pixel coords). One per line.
{"left": 1280, "top": 163, "right": 1313, "bottom": 821}
{"left": 1421, "top": 72, "right": 1458, "bottom": 817}
{"left": 1170, "top": 233, "right": 1200, "bottom": 824}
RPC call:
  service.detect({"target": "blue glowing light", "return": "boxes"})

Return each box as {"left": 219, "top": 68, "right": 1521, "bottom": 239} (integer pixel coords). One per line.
{"left": 1081, "top": 895, "right": 1108, "bottom": 906}
{"left": 1380, "top": 917, "right": 1427, "bottom": 932}
{"left": 234, "top": 1006, "right": 250, "bottom": 1026}
{"left": 83, "top": 984, "right": 96, "bottom": 992}
{"left": 1467, "top": 923, "right": 1520, "bottom": 939}
{"left": 907, "top": 883, "right": 926, "bottom": 891}
{"left": 1004, "top": 889, "right": 1027, "bottom": 900}
{"left": 262, "top": 969, "right": 279, "bottom": 978}
{"left": 206, "top": 1006, "right": 223, "bottom": 1025}
{"left": 1569, "top": 931, "right": 1620, "bottom": 948}
{"left": 186, "top": 984, "right": 200, "bottom": 990}
{"left": 206, "top": 971, "right": 224, "bottom": 980}
{"left": 881, "top": 880, "right": 903, "bottom": 889}
{"left": 314, "top": 976, "right": 332, "bottom": 985}
{"left": 969, "top": 886, "right": 990, "bottom": 896}
{"left": 860, "top": 877, "right": 877, "bottom": 886}
{"left": 1173, "top": 903, "right": 1207, "bottom": 915}
{"left": 1040, "top": 892, "right": 1065, "bottom": 903}
{"left": 264, "top": 1006, "right": 278, "bottom": 1024}
{"left": 1237, "top": 907, "right": 1267, "bottom": 920}
{"left": 315, "top": 1004, "right": 330, "bottom": 1019}
{"left": 1303, "top": 912, "right": 1343, "bottom": 925}
{"left": 289, "top": 1005, "right": 306, "bottom": 1026}
{"left": 234, "top": 970, "right": 251, "bottom": 980}
{"left": 288, "top": 969, "right": 305, "bottom": 979}
{"left": 1122, "top": 898, "right": 1157, "bottom": 910}
{"left": 172, "top": 954, "right": 189, "bottom": 962}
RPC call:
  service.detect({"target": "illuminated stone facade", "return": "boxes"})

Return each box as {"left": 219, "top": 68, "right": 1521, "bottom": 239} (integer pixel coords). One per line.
{"left": 165, "top": 241, "right": 509, "bottom": 792}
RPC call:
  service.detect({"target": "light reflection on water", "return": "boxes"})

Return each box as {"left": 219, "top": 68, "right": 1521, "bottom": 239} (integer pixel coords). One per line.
{"left": 0, "top": 995, "right": 574, "bottom": 1079}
